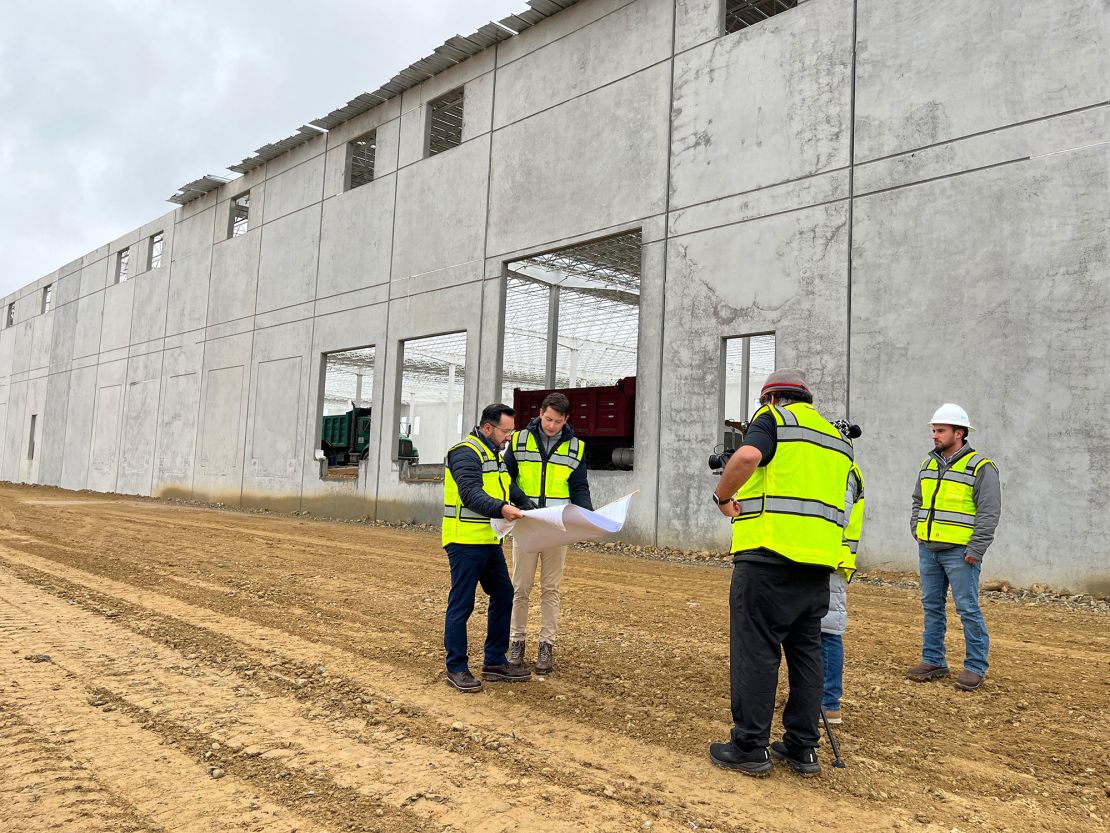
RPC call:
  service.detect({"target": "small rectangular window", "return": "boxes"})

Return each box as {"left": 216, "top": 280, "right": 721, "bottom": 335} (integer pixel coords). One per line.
{"left": 723, "top": 0, "right": 798, "bottom": 35}
{"left": 228, "top": 192, "right": 250, "bottom": 238}
{"left": 41, "top": 284, "right": 53, "bottom": 314}
{"left": 148, "top": 231, "right": 164, "bottom": 269}
{"left": 427, "top": 88, "right": 464, "bottom": 156}
{"left": 6, "top": 301, "right": 14, "bottom": 328}
{"left": 346, "top": 131, "right": 376, "bottom": 190}
{"left": 28, "top": 414, "right": 37, "bottom": 461}
{"left": 116, "top": 248, "right": 130, "bottom": 283}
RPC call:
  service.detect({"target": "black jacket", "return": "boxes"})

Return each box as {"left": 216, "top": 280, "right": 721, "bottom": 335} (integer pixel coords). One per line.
{"left": 445, "top": 429, "right": 533, "bottom": 518}
{"left": 503, "top": 417, "right": 593, "bottom": 510}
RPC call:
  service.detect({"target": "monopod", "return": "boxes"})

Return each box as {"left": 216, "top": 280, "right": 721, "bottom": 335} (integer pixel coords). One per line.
{"left": 820, "top": 710, "right": 846, "bottom": 768}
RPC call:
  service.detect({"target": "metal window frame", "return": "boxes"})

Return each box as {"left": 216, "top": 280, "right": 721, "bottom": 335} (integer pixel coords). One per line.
{"left": 345, "top": 130, "right": 377, "bottom": 191}
{"left": 425, "top": 87, "right": 465, "bottom": 157}
{"left": 722, "top": 0, "right": 798, "bottom": 35}
{"left": 148, "top": 231, "right": 164, "bottom": 270}
{"left": 228, "top": 192, "right": 251, "bottom": 239}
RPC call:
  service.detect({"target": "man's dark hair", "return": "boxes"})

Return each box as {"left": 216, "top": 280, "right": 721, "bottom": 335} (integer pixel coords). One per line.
{"left": 954, "top": 425, "right": 969, "bottom": 443}
{"left": 759, "top": 391, "right": 813, "bottom": 406}
{"left": 540, "top": 392, "right": 571, "bottom": 416}
{"left": 479, "top": 403, "right": 514, "bottom": 427}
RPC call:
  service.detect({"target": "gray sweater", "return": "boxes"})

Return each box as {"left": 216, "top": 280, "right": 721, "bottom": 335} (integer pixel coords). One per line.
{"left": 910, "top": 443, "right": 1001, "bottom": 561}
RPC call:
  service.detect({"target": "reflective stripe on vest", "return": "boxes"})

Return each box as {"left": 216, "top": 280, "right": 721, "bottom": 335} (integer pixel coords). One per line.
{"left": 840, "top": 463, "right": 864, "bottom": 581}
{"left": 915, "top": 450, "right": 993, "bottom": 546}
{"left": 731, "top": 403, "right": 854, "bottom": 571}
{"left": 442, "top": 434, "right": 511, "bottom": 546}
{"left": 511, "top": 428, "right": 584, "bottom": 506}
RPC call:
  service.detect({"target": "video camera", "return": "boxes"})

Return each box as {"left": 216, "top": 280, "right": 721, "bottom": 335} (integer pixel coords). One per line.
{"left": 708, "top": 418, "right": 861, "bottom": 474}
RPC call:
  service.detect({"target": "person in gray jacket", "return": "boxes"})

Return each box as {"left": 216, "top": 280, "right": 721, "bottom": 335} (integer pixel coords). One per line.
{"left": 906, "top": 403, "right": 1001, "bottom": 692}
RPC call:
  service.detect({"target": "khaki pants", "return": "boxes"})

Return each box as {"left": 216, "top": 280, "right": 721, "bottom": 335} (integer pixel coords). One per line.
{"left": 509, "top": 539, "right": 567, "bottom": 644}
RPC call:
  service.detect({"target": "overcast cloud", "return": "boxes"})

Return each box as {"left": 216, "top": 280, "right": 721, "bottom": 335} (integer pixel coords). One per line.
{"left": 0, "top": 0, "right": 528, "bottom": 299}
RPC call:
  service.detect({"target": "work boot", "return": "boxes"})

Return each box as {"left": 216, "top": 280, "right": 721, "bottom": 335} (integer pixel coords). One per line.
{"left": 769, "top": 741, "right": 821, "bottom": 776}
{"left": 906, "top": 662, "right": 949, "bottom": 682}
{"left": 481, "top": 663, "right": 532, "bottom": 682}
{"left": 507, "top": 640, "right": 525, "bottom": 667}
{"left": 535, "top": 641, "right": 554, "bottom": 674}
{"left": 445, "top": 670, "right": 483, "bottom": 693}
{"left": 954, "top": 670, "right": 985, "bottom": 691}
{"left": 708, "top": 742, "right": 773, "bottom": 777}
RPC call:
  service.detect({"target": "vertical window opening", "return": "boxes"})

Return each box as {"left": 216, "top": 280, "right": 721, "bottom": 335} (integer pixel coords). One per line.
{"left": 399, "top": 332, "right": 467, "bottom": 469}
{"left": 41, "top": 284, "right": 53, "bottom": 314}
{"left": 346, "top": 131, "right": 376, "bottom": 190}
{"left": 148, "top": 231, "right": 164, "bottom": 269}
{"left": 229, "top": 192, "right": 250, "bottom": 238}
{"left": 116, "top": 248, "right": 130, "bottom": 283}
{"left": 427, "top": 88, "right": 464, "bottom": 156}
{"left": 28, "top": 414, "right": 38, "bottom": 460}
{"left": 5, "top": 302, "right": 14, "bottom": 328}
{"left": 722, "top": 333, "right": 776, "bottom": 448}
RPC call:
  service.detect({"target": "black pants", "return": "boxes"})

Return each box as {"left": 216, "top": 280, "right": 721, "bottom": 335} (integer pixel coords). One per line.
{"left": 729, "top": 558, "right": 830, "bottom": 751}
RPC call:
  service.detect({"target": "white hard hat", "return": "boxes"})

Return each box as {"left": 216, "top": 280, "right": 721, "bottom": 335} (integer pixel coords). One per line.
{"left": 929, "top": 403, "right": 974, "bottom": 431}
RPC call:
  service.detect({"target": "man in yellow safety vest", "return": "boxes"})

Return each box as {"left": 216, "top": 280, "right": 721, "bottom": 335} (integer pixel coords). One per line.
{"left": 906, "top": 403, "right": 1000, "bottom": 692}
{"left": 442, "top": 403, "right": 534, "bottom": 693}
{"left": 708, "top": 369, "right": 856, "bottom": 778}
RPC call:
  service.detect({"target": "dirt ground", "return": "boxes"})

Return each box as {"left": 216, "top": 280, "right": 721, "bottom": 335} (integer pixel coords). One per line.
{"left": 0, "top": 484, "right": 1106, "bottom": 833}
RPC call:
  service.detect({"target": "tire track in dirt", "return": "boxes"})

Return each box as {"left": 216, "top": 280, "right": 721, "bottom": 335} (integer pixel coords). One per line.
{"left": 0, "top": 544, "right": 908, "bottom": 833}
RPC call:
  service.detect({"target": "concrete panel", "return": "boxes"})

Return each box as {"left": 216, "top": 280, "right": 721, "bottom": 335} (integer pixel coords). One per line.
{"left": 174, "top": 207, "right": 216, "bottom": 257}
{"left": 323, "top": 117, "right": 401, "bottom": 200}
{"left": 117, "top": 353, "right": 162, "bottom": 496}
{"left": 494, "top": 0, "right": 673, "bottom": 128}
{"left": 497, "top": 0, "right": 631, "bottom": 65}
{"left": 59, "top": 365, "right": 97, "bottom": 490}
{"left": 318, "top": 175, "right": 396, "bottom": 299}
{"left": 256, "top": 205, "right": 321, "bottom": 314}
{"left": 391, "top": 134, "right": 490, "bottom": 280}
{"left": 72, "top": 292, "right": 105, "bottom": 359}
{"left": 30, "top": 312, "right": 54, "bottom": 371}
{"left": 263, "top": 154, "right": 325, "bottom": 223}
{"left": 166, "top": 249, "right": 211, "bottom": 335}
{"left": 99, "top": 278, "right": 135, "bottom": 352}
{"left": 207, "top": 230, "right": 261, "bottom": 326}
{"left": 49, "top": 300, "right": 78, "bottom": 370}
{"left": 461, "top": 71, "right": 494, "bottom": 141}
{"left": 10, "top": 320, "right": 34, "bottom": 375}
{"left": 1, "top": 382, "right": 27, "bottom": 482}
{"left": 487, "top": 65, "right": 670, "bottom": 257}
{"left": 79, "top": 258, "right": 109, "bottom": 298}
{"left": 855, "top": 0, "right": 1110, "bottom": 162}
{"left": 153, "top": 336, "right": 204, "bottom": 497}
{"left": 87, "top": 360, "right": 128, "bottom": 493}
{"left": 39, "top": 369, "right": 70, "bottom": 486}
{"left": 193, "top": 331, "right": 253, "bottom": 503}
{"left": 658, "top": 201, "right": 850, "bottom": 549}
{"left": 0, "top": 328, "right": 14, "bottom": 379}
{"left": 675, "top": 0, "right": 720, "bottom": 54}
{"left": 55, "top": 271, "right": 80, "bottom": 307}
{"left": 851, "top": 145, "right": 1110, "bottom": 592}
{"left": 248, "top": 356, "right": 303, "bottom": 479}
{"left": 670, "top": 0, "right": 852, "bottom": 211}
{"left": 131, "top": 266, "right": 171, "bottom": 344}
{"left": 213, "top": 181, "right": 267, "bottom": 246}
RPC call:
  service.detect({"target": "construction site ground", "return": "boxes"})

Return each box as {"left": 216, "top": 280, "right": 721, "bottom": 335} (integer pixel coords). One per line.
{"left": 0, "top": 484, "right": 1106, "bottom": 833}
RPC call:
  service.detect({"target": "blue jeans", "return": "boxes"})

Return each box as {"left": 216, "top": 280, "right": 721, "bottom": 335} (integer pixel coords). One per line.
{"left": 444, "top": 543, "right": 514, "bottom": 674}
{"left": 821, "top": 633, "right": 843, "bottom": 711}
{"left": 918, "top": 544, "right": 989, "bottom": 676}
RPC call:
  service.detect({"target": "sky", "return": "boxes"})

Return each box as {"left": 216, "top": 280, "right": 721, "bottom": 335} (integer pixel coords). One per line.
{"left": 0, "top": 0, "right": 529, "bottom": 300}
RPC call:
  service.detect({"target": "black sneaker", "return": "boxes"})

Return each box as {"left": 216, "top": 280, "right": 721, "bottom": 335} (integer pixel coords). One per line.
{"left": 769, "top": 741, "right": 821, "bottom": 776}
{"left": 708, "top": 742, "right": 773, "bottom": 777}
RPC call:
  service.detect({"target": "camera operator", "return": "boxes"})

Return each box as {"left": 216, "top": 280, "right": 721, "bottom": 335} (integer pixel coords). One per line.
{"left": 708, "top": 369, "right": 856, "bottom": 778}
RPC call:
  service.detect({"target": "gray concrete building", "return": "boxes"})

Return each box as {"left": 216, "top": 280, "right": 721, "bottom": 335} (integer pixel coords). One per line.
{"left": 1, "top": 0, "right": 1108, "bottom": 593}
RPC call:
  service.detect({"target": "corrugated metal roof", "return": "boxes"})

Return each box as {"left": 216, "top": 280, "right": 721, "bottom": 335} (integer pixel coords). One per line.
{"left": 167, "top": 174, "right": 230, "bottom": 205}
{"left": 169, "top": 0, "right": 580, "bottom": 204}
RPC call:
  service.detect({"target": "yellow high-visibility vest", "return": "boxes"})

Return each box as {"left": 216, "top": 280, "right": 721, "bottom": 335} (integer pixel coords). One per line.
{"left": 731, "top": 402, "right": 854, "bottom": 571}
{"left": 840, "top": 462, "right": 865, "bottom": 582}
{"left": 915, "top": 451, "right": 994, "bottom": 546}
{"left": 510, "top": 428, "right": 584, "bottom": 507}
{"left": 442, "top": 433, "right": 510, "bottom": 547}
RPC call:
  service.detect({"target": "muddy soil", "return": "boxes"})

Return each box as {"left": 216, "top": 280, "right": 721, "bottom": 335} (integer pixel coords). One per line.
{"left": 0, "top": 484, "right": 1106, "bottom": 833}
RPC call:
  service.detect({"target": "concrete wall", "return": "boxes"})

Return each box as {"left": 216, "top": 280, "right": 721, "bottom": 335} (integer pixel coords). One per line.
{"left": 2, "top": 0, "right": 1108, "bottom": 592}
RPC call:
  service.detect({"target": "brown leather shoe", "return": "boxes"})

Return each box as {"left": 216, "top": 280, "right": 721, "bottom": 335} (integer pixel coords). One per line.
{"left": 534, "top": 641, "right": 554, "bottom": 674}
{"left": 481, "top": 663, "right": 532, "bottom": 682}
{"left": 906, "top": 662, "right": 949, "bottom": 682}
{"left": 954, "top": 670, "right": 985, "bottom": 691}
{"left": 446, "top": 670, "right": 483, "bottom": 693}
